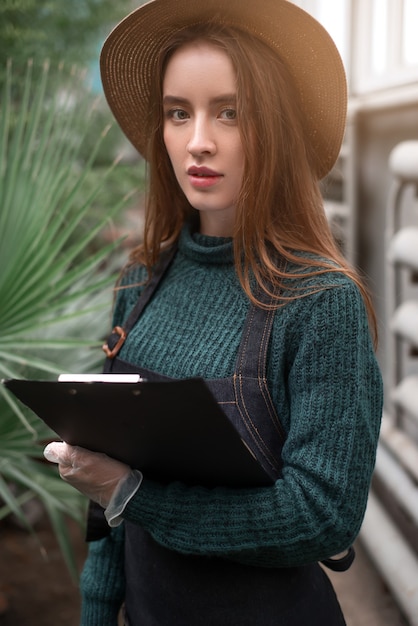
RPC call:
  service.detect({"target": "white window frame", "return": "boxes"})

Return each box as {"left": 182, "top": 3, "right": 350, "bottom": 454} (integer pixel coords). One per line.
{"left": 351, "top": 0, "right": 418, "bottom": 95}
{"left": 294, "top": 0, "right": 418, "bottom": 96}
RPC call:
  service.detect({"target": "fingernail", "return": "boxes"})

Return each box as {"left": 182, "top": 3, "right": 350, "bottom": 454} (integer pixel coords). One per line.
{"left": 43, "top": 444, "right": 59, "bottom": 463}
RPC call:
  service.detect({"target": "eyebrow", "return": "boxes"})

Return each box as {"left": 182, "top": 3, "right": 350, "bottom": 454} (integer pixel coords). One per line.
{"left": 162, "top": 94, "right": 237, "bottom": 106}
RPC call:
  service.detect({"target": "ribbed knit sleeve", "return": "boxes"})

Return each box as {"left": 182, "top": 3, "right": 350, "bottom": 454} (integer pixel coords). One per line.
{"left": 122, "top": 281, "right": 383, "bottom": 567}
{"left": 79, "top": 525, "right": 125, "bottom": 625}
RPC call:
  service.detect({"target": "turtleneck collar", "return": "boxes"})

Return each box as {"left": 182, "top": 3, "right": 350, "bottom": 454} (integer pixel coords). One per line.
{"left": 178, "top": 222, "right": 234, "bottom": 265}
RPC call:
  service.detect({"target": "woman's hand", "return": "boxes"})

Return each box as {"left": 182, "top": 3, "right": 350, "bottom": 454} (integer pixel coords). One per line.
{"left": 44, "top": 442, "right": 131, "bottom": 508}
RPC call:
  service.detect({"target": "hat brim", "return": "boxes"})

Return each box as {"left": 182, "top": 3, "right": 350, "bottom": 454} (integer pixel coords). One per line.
{"left": 100, "top": 0, "right": 347, "bottom": 179}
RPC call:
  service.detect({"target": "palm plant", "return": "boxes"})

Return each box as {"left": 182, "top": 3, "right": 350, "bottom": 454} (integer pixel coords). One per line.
{"left": 0, "top": 59, "right": 135, "bottom": 579}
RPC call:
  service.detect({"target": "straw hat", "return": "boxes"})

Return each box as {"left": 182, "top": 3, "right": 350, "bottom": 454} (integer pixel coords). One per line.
{"left": 100, "top": 0, "right": 347, "bottom": 179}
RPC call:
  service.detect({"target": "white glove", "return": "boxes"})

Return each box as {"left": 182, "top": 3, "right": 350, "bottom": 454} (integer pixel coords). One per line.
{"left": 43, "top": 442, "right": 142, "bottom": 519}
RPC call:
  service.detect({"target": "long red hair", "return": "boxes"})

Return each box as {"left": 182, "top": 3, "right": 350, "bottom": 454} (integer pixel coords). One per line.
{"left": 128, "top": 23, "right": 378, "bottom": 344}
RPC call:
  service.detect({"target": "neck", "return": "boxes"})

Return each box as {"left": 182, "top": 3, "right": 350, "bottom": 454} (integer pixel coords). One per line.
{"left": 198, "top": 211, "right": 235, "bottom": 238}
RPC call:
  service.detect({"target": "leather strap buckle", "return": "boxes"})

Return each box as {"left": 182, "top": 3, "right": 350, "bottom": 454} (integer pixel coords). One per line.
{"left": 102, "top": 326, "right": 127, "bottom": 359}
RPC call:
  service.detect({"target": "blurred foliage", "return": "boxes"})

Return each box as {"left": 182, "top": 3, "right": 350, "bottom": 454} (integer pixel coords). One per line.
{"left": 0, "top": 0, "right": 137, "bottom": 87}
{"left": 0, "top": 57, "right": 143, "bottom": 579}
{"left": 0, "top": 0, "right": 148, "bottom": 578}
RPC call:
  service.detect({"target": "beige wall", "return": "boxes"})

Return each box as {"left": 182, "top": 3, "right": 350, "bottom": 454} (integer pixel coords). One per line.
{"left": 350, "top": 102, "right": 418, "bottom": 375}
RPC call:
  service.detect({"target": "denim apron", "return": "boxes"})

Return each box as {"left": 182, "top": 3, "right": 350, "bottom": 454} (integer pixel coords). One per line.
{"left": 92, "top": 245, "right": 349, "bottom": 625}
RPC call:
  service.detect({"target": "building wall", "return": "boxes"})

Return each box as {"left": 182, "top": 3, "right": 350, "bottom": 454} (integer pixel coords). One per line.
{"left": 353, "top": 101, "right": 418, "bottom": 380}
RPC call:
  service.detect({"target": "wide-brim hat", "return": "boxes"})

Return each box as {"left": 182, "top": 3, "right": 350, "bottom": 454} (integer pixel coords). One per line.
{"left": 100, "top": 0, "right": 347, "bottom": 179}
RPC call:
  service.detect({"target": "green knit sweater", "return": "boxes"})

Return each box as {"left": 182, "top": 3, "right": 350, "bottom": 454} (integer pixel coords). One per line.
{"left": 80, "top": 225, "right": 383, "bottom": 625}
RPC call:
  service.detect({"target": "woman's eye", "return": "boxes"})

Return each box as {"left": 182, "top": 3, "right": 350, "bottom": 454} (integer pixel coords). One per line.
{"left": 219, "top": 108, "right": 237, "bottom": 121}
{"left": 168, "top": 108, "right": 189, "bottom": 121}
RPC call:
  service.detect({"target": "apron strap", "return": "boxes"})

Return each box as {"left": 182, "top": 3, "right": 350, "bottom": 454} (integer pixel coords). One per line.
{"left": 103, "top": 244, "right": 178, "bottom": 359}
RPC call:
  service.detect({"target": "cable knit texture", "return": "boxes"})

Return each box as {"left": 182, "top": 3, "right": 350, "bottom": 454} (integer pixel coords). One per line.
{"left": 80, "top": 224, "right": 383, "bottom": 624}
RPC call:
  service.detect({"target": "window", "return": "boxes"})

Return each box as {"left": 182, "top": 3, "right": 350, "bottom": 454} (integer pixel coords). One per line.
{"left": 403, "top": 0, "right": 418, "bottom": 67}
{"left": 353, "top": 0, "right": 418, "bottom": 93}
{"left": 295, "top": 0, "right": 418, "bottom": 95}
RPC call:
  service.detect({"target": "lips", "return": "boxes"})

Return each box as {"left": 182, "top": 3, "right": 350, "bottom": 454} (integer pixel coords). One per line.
{"left": 187, "top": 165, "right": 223, "bottom": 189}
{"left": 187, "top": 166, "right": 222, "bottom": 177}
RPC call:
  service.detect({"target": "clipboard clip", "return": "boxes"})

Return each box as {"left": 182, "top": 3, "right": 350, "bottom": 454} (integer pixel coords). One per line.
{"left": 102, "top": 326, "right": 127, "bottom": 359}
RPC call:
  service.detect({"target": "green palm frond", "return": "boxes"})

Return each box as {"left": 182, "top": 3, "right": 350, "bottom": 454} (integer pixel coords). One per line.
{"left": 0, "top": 59, "right": 135, "bottom": 579}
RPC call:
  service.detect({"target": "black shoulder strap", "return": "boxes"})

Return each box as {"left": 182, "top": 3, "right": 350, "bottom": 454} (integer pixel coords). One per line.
{"left": 103, "top": 244, "right": 178, "bottom": 359}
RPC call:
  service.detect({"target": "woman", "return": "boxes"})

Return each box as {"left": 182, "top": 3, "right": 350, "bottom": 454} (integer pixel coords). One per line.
{"left": 44, "top": 1, "right": 383, "bottom": 624}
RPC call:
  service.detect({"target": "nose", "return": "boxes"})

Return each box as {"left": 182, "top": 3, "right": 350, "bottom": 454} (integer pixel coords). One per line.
{"left": 187, "top": 116, "right": 216, "bottom": 156}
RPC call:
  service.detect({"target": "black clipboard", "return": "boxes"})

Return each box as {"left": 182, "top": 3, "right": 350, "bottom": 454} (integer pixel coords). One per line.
{"left": 2, "top": 377, "right": 273, "bottom": 488}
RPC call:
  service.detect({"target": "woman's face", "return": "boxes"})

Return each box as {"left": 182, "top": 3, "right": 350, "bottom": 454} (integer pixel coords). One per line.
{"left": 163, "top": 40, "right": 244, "bottom": 237}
